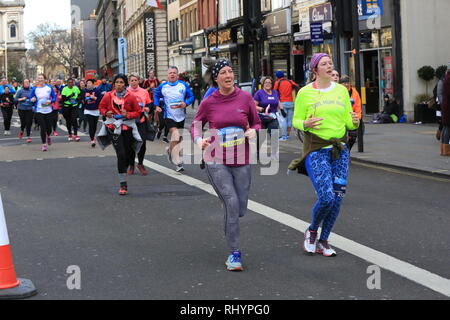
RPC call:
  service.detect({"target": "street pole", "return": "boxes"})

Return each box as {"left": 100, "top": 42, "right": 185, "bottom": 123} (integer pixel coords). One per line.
{"left": 215, "top": 0, "right": 219, "bottom": 57}
{"left": 351, "top": 0, "right": 364, "bottom": 153}
{"left": 1, "top": 11, "right": 7, "bottom": 79}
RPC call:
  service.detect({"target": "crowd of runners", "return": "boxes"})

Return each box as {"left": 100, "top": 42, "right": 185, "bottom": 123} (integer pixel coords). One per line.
{"left": 0, "top": 53, "right": 364, "bottom": 272}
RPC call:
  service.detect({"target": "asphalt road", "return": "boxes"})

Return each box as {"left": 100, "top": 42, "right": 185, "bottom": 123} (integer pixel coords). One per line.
{"left": 0, "top": 111, "right": 449, "bottom": 300}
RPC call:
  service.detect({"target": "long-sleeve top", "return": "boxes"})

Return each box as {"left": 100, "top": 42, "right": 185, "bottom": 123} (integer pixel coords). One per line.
{"left": 348, "top": 86, "right": 362, "bottom": 120}
{"left": 190, "top": 87, "right": 262, "bottom": 166}
{"left": 154, "top": 80, "right": 194, "bottom": 122}
{"left": 99, "top": 90, "right": 141, "bottom": 132}
{"left": 83, "top": 87, "right": 103, "bottom": 111}
{"left": 0, "top": 93, "right": 15, "bottom": 107}
{"left": 15, "top": 87, "right": 34, "bottom": 111}
{"left": 61, "top": 86, "right": 81, "bottom": 107}
{"left": 293, "top": 82, "right": 358, "bottom": 141}
{"left": 0, "top": 84, "right": 16, "bottom": 95}
{"left": 29, "top": 84, "right": 57, "bottom": 114}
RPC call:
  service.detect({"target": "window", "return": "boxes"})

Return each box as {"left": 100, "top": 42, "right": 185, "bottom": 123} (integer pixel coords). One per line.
{"left": 271, "top": 0, "right": 289, "bottom": 10}
{"left": 10, "top": 24, "right": 17, "bottom": 38}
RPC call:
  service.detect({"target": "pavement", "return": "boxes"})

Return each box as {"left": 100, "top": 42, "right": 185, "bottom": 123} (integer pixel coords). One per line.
{"left": 277, "top": 117, "right": 450, "bottom": 179}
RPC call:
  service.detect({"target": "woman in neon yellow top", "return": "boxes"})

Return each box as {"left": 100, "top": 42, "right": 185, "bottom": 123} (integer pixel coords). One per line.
{"left": 293, "top": 53, "right": 360, "bottom": 257}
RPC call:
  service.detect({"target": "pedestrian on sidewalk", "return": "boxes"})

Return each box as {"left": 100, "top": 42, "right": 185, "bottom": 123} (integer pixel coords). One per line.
{"left": 15, "top": 79, "right": 34, "bottom": 142}
{"left": 29, "top": 74, "right": 57, "bottom": 152}
{"left": 340, "top": 75, "right": 363, "bottom": 151}
{"left": 290, "top": 53, "right": 360, "bottom": 257}
{"left": 0, "top": 85, "right": 15, "bottom": 136}
{"left": 191, "top": 59, "right": 261, "bottom": 271}
{"left": 440, "top": 64, "right": 450, "bottom": 156}
{"left": 98, "top": 74, "right": 143, "bottom": 196}
{"left": 274, "top": 71, "right": 300, "bottom": 141}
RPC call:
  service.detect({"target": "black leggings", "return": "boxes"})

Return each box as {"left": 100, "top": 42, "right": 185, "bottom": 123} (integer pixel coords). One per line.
{"left": 62, "top": 107, "right": 78, "bottom": 135}
{"left": 111, "top": 129, "right": 135, "bottom": 174}
{"left": 18, "top": 109, "right": 34, "bottom": 137}
{"left": 35, "top": 113, "right": 53, "bottom": 144}
{"left": 1, "top": 106, "right": 13, "bottom": 131}
{"left": 85, "top": 114, "right": 99, "bottom": 140}
{"left": 129, "top": 122, "right": 147, "bottom": 166}
{"left": 51, "top": 110, "right": 59, "bottom": 132}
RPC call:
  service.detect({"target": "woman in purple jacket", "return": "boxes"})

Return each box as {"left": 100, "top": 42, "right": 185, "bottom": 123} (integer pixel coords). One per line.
{"left": 191, "top": 60, "right": 262, "bottom": 272}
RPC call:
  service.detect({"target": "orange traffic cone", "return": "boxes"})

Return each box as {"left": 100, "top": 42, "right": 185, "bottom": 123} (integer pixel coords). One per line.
{"left": 0, "top": 193, "right": 37, "bottom": 300}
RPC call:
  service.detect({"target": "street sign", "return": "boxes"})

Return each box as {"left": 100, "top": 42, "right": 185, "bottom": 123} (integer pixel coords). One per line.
{"left": 118, "top": 37, "right": 128, "bottom": 74}
{"left": 309, "top": 2, "right": 333, "bottom": 23}
{"left": 310, "top": 22, "right": 324, "bottom": 45}
{"left": 358, "top": 0, "right": 383, "bottom": 20}
{"left": 179, "top": 45, "right": 193, "bottom": 55}
{"left": 144, "top": 12, "right": 157, "bottom": 76}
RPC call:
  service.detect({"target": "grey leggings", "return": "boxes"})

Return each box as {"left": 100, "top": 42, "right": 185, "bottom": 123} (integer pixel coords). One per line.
{"left": 206, "top": 164, "right": 252, "bottom": 252}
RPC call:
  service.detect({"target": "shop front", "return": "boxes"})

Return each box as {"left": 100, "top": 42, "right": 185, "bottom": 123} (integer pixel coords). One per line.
{"left": 262, "top": 8, "right": 293, "bottom": 79}
{"left": 341, "top": 0, "right": 399, "bottom": 114}
{"left": 208, "top": 28, "right": 240, "bottom": 81}
{"left": 294, "top": 1, "right": 333, "bottom": 85}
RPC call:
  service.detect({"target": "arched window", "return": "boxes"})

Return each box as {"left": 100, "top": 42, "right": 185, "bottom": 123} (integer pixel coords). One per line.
{"left": 10, "top": 24, "right": 17, "bottom": 38}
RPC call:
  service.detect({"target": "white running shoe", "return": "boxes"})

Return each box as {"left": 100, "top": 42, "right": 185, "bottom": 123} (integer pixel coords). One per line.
{"left": 303, "top": 228, "right": 318, "bottom": 255}
{"left": 316, "top": 241, "right": 337, "bottom": 257}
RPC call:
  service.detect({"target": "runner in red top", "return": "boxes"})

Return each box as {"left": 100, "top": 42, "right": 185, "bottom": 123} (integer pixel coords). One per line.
{"left": 99, "top": 74, "right": 141, "bottom": 195}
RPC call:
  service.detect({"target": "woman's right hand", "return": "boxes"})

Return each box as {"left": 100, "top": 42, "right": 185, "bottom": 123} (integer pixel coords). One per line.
{"left": 304, "top": 116, "right": 323, "bottom": 130}
{"left": 197, "top": 138, "right": 210, "bottom": 151}
{"left": 106, "top": 111, "right": 114, "bottom": 118}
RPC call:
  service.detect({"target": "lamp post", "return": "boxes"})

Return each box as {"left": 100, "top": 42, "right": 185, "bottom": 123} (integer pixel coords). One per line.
{"left": 1, "top": 11, "right": 8, "bottom": 79}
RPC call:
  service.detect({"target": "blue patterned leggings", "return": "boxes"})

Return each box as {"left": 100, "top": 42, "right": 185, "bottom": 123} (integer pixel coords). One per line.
{"left": 305, "top": 147, "right": 350, "bottom": 241}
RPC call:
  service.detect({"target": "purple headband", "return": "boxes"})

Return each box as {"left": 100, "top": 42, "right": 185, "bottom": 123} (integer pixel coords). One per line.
{"left": 310, "top": 53, "right": 330, "bottom": 72}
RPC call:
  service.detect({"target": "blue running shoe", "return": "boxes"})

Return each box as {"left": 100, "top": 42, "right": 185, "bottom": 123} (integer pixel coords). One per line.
{"left": 225, "top": 251, "right": 243, "bottom": 271}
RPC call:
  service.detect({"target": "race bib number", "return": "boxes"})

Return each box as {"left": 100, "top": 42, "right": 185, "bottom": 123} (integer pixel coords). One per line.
{"left": 217, "top": 127, "right": 245, "bottom": 148}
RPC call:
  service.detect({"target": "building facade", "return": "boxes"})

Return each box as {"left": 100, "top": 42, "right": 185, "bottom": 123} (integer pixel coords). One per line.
{"left": 0, "top": 0, "right": 27, "bottom": 78}
{"left": 123, "top": 0, "right": 169, "bottom": 80}
{"left": 72, "top": 0, "right": 99, "bottom": 79}
{"left": 96, "top": 0, "right": 120, "bottom": 78}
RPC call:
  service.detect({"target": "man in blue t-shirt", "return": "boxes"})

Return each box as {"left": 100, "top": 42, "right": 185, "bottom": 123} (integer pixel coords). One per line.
{"left": 154, "top": 66, "right": 194, "bottom": 172}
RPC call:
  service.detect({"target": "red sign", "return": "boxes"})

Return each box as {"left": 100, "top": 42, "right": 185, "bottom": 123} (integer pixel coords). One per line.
{"left": 85, "top": 70, "right": 97, "bottom": 80}
{"left": 384, "top": 57, "right": 394, "bottom": 95}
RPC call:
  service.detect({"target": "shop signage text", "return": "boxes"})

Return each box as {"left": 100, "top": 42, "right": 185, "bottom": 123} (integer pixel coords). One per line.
{"left": 179, "top": 45, "right": 193, "bottom": 55}
{"left": 263, "top": 8, "right": 292, "bottom": 37}
{"left": 144, "top": 11, "right": 157, "bottom": 76}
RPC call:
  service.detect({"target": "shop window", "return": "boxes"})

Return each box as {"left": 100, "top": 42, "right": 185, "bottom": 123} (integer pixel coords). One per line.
{"left": 381, "top": 28, "right": 393, "bottom": 47}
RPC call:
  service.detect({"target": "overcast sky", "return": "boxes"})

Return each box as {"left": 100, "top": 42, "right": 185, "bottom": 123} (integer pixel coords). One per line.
{"left": 24, "top": 0, "right": 71, "bottom": 45}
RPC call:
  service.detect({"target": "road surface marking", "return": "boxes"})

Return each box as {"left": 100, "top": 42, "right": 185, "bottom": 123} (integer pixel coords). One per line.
{"left": 143, "top": 159, "right": 450, "bottom": 298}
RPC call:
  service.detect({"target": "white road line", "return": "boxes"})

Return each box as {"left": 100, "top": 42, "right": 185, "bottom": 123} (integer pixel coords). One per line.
{"left": 57, "top": 124, "right": 88, "bottom": 137}
{"left": 142, "top": 159, "right": 450, "bottom": 298}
